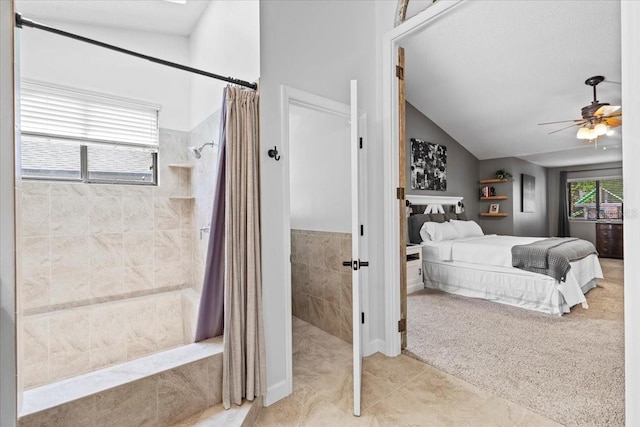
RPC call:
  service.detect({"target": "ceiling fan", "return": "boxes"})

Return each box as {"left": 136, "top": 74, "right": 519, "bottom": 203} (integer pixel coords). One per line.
{"left": 538, "top": 75, "right": 622, "bottom": 141}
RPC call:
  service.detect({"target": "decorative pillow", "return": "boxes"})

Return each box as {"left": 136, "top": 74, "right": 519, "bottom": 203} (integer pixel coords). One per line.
{"left": 444, "top": 212, "right": 458, "bottom": 222}
{"left": 456, "top": 212, "right": 468, "bottom": 220}
{"left": 450, "top": 219, "right": 484, "bottom": 238}
{"left": 428, "top": 213, "right": 446, "bottom": 223}
{"left": 421, "top": 221, "right": 460, "bottom": 242}
{"left": 408, "top": 214, "right": 430, "bottom": 244}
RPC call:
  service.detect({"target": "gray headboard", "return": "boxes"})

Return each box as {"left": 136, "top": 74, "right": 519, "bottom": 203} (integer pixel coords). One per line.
{"left": 406, "top": 195, "right": 466, "bottom": 244}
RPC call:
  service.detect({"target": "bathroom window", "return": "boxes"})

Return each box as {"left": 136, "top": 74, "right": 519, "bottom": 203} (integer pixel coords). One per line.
{"left": 20, "top": 80, "right": 160, "bottom": 185}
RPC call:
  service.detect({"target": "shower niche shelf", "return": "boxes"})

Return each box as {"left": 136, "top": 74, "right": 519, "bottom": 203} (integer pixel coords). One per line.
{"left": 169, "top": 196, "right": 195, "bottom": 200}
{"left": 168, "top": 163, "right": 194, "bottom": 169}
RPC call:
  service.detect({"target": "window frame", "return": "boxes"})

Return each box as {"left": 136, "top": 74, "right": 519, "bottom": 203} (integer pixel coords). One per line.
{"left": 567, "top": 176, "right": 624, "bottom": 222}
{"left": 19, "top": 80, "right": 160, "bottom": 186}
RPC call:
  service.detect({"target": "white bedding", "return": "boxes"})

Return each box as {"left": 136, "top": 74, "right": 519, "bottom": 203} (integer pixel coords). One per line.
{"left": 419, "top": 235, "right": 603, "bottom": 315}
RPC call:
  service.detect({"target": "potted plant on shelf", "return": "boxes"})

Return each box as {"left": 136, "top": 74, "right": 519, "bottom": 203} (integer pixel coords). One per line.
{"left": 494, "top": 169, "right": 513, "bottom": 180}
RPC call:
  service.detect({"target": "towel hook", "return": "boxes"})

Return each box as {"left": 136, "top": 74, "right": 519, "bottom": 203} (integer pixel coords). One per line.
{"left": 268, "top": 146, "right": 281, "bottom": 161}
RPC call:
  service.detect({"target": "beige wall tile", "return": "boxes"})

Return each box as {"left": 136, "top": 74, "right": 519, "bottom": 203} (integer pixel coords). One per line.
{"left": 94, "top": 377, "right": 158, "bottom": 427}
{"left": 90, "top": 266, "right": 124, "bottom": 298}
{"left": 124, "top": 265, "right": 154, "bottom": 292}
{"left": 89, "top": 233, "right": 123, "bottom": 271}
{"left": 21, "top": 196, "right": 50, "bottom": 237}
{"left": 127, "top": 337, "right": 158, "bottom": 360}
{"left": 154, "top": 198, "right": 181, "bottom": 230}
{"left": 20, "top": 236, "right": 50, "bottom": 279}
{"left": 154, "top": 230, "right": 181, "bottom": 264}
{"left": 307, "top": 235, "right": 324, "bottom": 268}
{"left": 49, "top": 310, "right": 91, "bottom": 359}
{"left": 22, "top": 276, "right": 50, "bottom": 311}
{"left": 49, "top": 183, "right": 88, "bottom": 198}
{"left": 22, "top": 360, "right": 49, "bottom": 390}
{"left": 156, "top": 293, "right": 184, "bottom": 349}
{"left": 50, "top": 271, "right": 90, "bottom": 305}
{"left": 89, "top": 197, "right": 123, "bottom": 234}
{"left": 307, "top": 266, "right": 325, "bottom": 300}
{"left": 23, "top": 317, "right": 49, "bottom": 366}
{"left": 50, "top": 235, "right": 89, "bottom": 277}
{"left": 49, "top": 352, "right": 91, "bottom": 383}
{"left": 123, "top": 231, "right": 154, "bottom": 267}
{"left": 123, "top": 196, "right": 154, "bottom": 232}
{"left": 18, "top": 395, "right": 95, "bottom": 427}
{"left": 157, "top": 359, "right": 213, "bottom": 425}
{"left": 90, "top": 344, "right": 127, "bottom": 371}
{"left": 323, "top": 236, "right": 342, "bottom": 271}
{"left": 89, "top": 184, "right": 122, "bottom": 198}
{"left": 50, "top": 197, "right": 89, "bottom": 236}
{"left": 154, "top": 261, "right": 185, "bottom": 288}
{"left": 21, "top": 181, "right": 50, "bottom": 197}
{"left": 324, "top": 270, "right": 342, "bottom": 307}
{"left": 90, "top": 303, "right": 127, "bottom": 348}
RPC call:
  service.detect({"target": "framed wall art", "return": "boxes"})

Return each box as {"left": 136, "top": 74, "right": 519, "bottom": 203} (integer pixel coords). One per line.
{"left": 410, "top": 138, "right": 447, "bottom": 191}
{"left": 521, "top": 174, "right": 535, "bottom": 212}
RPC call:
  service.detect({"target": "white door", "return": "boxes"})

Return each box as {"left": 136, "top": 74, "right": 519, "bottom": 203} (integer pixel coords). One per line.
{"left": 349, "top": 80, "right": 365, "bottom": 416}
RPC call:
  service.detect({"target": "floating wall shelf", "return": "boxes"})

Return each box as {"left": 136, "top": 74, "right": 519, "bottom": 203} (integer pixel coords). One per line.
{"left": 479, "top": 178, "right": 509, "bottom": 184}
{"left": 479, "top": 213, "right": 509, "bottom": 217}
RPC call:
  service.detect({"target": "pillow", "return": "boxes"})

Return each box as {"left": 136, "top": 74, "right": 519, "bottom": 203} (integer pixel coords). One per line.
{"left": 408, "top": 214, "right": 430, "bottom": 244}
{"left": 444, "top": 212, "right": 458, "bottom": 222}
{"left": 456, "top": 212, "right": 468, "bottom": 220}
{"left": 421, "top": 221, "right": 460, "bottom": 242}
{"left": 428, "top": 213, "right": 446, "bottom": 223}
{"left": 450, "top": 219, "right": 484, "bottom": 238}
{"left": 419, "top": 222, "right": 431, "bottom": 242}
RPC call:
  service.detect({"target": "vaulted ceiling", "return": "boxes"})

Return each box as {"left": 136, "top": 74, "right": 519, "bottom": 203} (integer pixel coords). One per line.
{"left": 403, "top": 0, "right": 621, "bottom": 167}
{"left": 15, "top": 0, "right": 208, "bottom": 36}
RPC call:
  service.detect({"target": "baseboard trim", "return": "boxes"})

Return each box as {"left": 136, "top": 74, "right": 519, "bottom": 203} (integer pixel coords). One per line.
{"left": 263, "top": 379, "right": 291, "bottom": 407}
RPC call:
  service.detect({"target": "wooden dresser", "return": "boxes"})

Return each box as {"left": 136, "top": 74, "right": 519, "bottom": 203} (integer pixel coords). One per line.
{"left": 596, "top": 222, "right": 623, "bottom": 259}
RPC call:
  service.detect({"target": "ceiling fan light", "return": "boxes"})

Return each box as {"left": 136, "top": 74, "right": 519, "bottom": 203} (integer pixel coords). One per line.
{"left": 606, "top": 129, "right": 615, "bottom": 136}
{"left": 576, "top": 127, "right": 591, "bottom": 139}
{"left": 594, "top": 123, "right": 608, "bottom": 136}
{"left": 587, "top": 128, "right": 598, "bottom": 140}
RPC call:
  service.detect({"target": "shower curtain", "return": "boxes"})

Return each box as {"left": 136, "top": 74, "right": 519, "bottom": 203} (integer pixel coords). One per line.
{"left": 194, "top": 85, "right": 266, "bottom": 408}
{"left": 222, "top": 86, "right": 266, "bottom": 408}
{"left": 194, "top": 89, "right": 228, "bottom": 341}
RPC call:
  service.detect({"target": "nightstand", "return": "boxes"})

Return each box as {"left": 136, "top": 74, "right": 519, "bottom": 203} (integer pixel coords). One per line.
{"left": 406, "top": 244, "right": 423, "bottom": 294}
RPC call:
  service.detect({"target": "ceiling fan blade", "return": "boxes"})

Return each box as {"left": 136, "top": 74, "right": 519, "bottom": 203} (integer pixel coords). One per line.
{"left": 594, "top": 105, "right": 621, "bottom": 117}
{"left": 538, "top": 119, "right": 583, "bottom": 125}
{"left": 548, "top": 121, "right": 585, "bottom": 135}
{"left": 604, "top": 117, "right": 622, "bottom": 128}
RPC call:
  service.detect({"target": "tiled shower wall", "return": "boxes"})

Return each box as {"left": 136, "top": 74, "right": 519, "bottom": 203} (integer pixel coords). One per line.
{"left": 290, "top": 229, "right": 352, "bottom": 343}
{"left": 18, "top": 129, "right": 201, "bottom": 388}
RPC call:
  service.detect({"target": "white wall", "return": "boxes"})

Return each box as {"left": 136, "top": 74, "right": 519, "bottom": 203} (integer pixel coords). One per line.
{"left": 19, "top": 20, "right": 191, "bottom": 131}
{"left": 289, "top": 104, "right": 351, "bottom": 232}
{"left": 1, "top": 1, "right": 17, "bottom": 425}
{"left": 189, "top": 0, "right": 259, "bottom": 130}
{"left": 260, "top": 0, "right": 389, "bottom": 404}
{"left": 621, "top": 4, "right": 640, "bottom": 424}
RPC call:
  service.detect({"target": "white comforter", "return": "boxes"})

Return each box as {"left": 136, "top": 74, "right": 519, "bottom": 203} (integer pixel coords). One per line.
{"left": 430, "top": 235, "right": 546, "bottom": 267}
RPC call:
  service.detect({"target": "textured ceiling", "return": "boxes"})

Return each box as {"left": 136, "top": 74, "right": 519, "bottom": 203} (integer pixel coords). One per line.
{"left": 403, "top": 0, "right": 621, "bottom": 167}
{"left": 15, "top": 0, "right": 209, "bottom": 36}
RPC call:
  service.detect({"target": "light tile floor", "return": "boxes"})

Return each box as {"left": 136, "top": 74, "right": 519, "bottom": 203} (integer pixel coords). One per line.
{"left": 255, "top": 317, "right": 561, "bottom": 427}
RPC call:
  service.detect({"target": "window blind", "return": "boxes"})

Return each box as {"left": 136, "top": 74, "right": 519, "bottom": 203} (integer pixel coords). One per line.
{"left": 20, "top": 80, "right": 160, "bottom": 149}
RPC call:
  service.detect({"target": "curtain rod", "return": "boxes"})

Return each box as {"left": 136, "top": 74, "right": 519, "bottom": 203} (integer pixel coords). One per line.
{"left": 15, "top": 13, "right": 258, "bottom": 90}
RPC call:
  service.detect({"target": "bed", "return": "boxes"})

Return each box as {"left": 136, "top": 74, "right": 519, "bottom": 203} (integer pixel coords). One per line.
{"left": 407, "top": 207, "right": 603, "bottom": 316}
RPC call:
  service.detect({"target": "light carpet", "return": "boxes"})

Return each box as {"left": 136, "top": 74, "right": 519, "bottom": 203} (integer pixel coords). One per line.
{"left": 406, "top": 258, "right": 624, "bottom": 427}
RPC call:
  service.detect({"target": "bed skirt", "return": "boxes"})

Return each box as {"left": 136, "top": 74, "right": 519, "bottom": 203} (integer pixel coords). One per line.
{"left": 421, "top": 255, "right": 602, "bottom": 315}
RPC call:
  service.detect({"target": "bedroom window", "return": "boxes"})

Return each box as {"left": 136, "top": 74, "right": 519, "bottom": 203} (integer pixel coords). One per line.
{"left": 568, "top": 178, "right": 623, "bottom": 221}
{"left": 20, "top": 80, "right": 160, "bottom": 185}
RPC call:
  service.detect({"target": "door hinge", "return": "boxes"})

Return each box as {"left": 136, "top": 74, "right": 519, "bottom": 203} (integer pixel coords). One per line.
{"left": 396, "top": 187, "right": 405, "bottom": 200}
{"left": 398, "top": 318, "right": 406, "bottom": 333}
{"left": 360, "top": 224, "right": 364, "bottom": 236}
{"left": 359, "top": 137, "right": 363, "bottom": 149}
{"left": 361, "top": 312, "right": 365, "bottom": 324}
{"left": 396, "top": 65, "right": 404, "bottom": 80}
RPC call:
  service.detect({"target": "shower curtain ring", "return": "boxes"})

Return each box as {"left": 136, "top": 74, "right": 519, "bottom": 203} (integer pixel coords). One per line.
{"left": 268, "top": 146, "right": 280, "bottom": 161}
